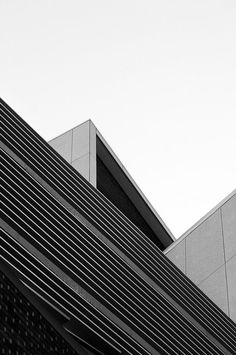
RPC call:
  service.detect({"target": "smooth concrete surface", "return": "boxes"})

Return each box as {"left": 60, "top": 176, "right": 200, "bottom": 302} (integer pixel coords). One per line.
{"left": 49, "top": 120, "right": 97, "bottom": 186}
{"left": 226, "top": 255, "right": 236, "bottom": 322}
{"left": 186, "top": 210, "right": 224, "bottom": 285}
{"left": 221, "top": 194, "right": 236, "bottom": 261}
{"left": 165, "top": 190, "right": 236, "bottom": 323}
{"left": 72, "top": 122, "right": 90, "bottom": 161}
{"left": 87, "top": 154, "right": 96, "bottom": 187}
{"left": 166, "top": 240, "right": 185, "bottom": 273}
{"left": 198, "top": 265, "right": 229, "bottom": 315}
{"left": 49, "top": 130, "right": 72, "bottom": 163}
{"left": 72, "top": 154, "right": 90, "bottom": 181}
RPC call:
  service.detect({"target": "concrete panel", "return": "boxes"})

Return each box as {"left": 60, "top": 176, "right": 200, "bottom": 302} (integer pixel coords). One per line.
{"left": 198, "top": 265, "right": 229, "bottom": 316}
{"left": 89, "top": 120, "right": 97, "bottom": 159}
{"left": 221, "top": 194, "right": 236, "bottom": 261}
{"left": 186, "top": 210, "right": 224, "bottom": 284}
{"left": 226, "top": 255, "right": 236, "bottom": 323}
{"left": 89, "top": 154, "right": 97, "bottom": 187}
{"left": 165, "top": 241, "right": 185, "bottom": 273}
{"left": 49, "top": 130, "right": 72, "bottom": 163}
{"left": 72, "top": 121, "right": 90, "bottom": 161}
{"left": 72, "top": 154, "right": 90, "bottom": 181}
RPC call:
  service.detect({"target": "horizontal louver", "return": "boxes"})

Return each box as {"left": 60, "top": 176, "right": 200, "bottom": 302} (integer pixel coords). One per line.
{"left": 1, "top": 98, "right": 236, "bottom": 354}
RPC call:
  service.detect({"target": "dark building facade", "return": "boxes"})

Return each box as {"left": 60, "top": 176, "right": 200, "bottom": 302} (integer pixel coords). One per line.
{"left": 1, "top": 98, "right": 236, "bottom": 354}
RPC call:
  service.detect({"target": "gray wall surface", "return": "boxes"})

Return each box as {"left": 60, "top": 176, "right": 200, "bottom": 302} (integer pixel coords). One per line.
{"left": 165, "top": 191, "right": 236, "bottom": 323}
{"left": 49, "top": 120, "right": 97, "bottom": 186}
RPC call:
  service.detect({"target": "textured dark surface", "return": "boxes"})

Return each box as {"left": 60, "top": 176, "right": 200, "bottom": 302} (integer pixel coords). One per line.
{"left": 0, "top": 270, "right": 78, "bottom": 355}
{"left": 1, "top": 97, "right": 236, "bottom": 355}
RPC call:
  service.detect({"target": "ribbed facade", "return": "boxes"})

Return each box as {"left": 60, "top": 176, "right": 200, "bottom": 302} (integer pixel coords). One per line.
{"left": 1, "top": 98, "right": 236, "bottom": 354}
{"left": 0, "top": 270, "right": 78, "bottom": 355}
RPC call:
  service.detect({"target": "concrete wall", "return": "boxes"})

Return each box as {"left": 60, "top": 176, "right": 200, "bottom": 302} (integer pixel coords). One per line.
{"left": 165, "top": 191, "right": 236, "bottom": 323}
{"left": 49, "top": 120, "right": 97, "bottom": 186}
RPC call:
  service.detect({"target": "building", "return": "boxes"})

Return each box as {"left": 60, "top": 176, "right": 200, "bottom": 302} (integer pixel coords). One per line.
{"left": 165, "top": 190, "right": 236, "bottom": 323}
{"left": 49, "top": 119, "right": 236, "bottom": 325}
{"left": 48, "top": 119, "right": 174, "bottom": 251}
{"left": 1, "top": 97, "right": 236, "bottom": 354}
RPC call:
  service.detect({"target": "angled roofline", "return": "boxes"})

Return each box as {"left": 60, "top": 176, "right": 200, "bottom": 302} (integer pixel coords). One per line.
{"left": 95, "top": 124, "right": 175, "bottom": 247}
{"left": 164, "top": 188, "right": 236, "bottom": 253}
{"left": 49, "top": 119, "right": 175, "bottom": 247}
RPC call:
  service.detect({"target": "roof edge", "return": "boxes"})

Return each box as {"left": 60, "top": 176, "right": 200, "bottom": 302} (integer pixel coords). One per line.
{"left": 96, "top": 127, "right": 175, "bottom": 243}
{"left": 164, "top": 188, "right": 236, "bottom": 254}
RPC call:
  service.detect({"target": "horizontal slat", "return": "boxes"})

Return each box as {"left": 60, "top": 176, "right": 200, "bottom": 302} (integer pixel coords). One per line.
{"left": 1, "top": 98, "right": 236, "bottom": 354}
{"left": 1, "top": 160, "right": 222, "bottom": 355}
{"left": 1, "top": 229, "right": 151, "bottom": 355}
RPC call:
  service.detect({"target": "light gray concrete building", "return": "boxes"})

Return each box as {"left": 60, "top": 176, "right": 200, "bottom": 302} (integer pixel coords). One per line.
{"left": 49, "top": 120, "right": 235, "bottom": 324}
{"left": 165, "top": 190, "right": 236, "bottom": 323}
{"left": 49, "top": 120, "right": 97, "bottom": 186}
{"left": 2, "top": 98, "right": 236, "bottom": 354}
{"left": 49, "top": 120, "right": 174, "bottom": 250}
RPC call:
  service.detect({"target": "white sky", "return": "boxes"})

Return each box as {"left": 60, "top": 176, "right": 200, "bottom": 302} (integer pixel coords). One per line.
{"left": 1, "top": 0, "right": 235, "bottom": 238}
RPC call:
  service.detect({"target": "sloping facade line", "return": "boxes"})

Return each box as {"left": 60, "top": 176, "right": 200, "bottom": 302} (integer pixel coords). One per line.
{"left": 1, "top": 98, "right": 236, "bottom": 354}
{"left": 1, "top": 149, "right": 229, "bottom": 354}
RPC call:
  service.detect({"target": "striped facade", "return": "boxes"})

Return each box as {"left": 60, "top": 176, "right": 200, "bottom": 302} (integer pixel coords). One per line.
{"left": 1, "top": 98, "right": 236, "bottom": 354}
